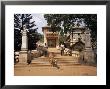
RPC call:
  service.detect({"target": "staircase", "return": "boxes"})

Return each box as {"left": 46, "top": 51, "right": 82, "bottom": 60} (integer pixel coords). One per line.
{"left": 15, "top": 55, "right": 80, "bottom": 68}
{"left": 32, "top": 55, "right": 80, "bottom": 65}
{"left": 15, "top": 48, "right": 80, "bottom": 68}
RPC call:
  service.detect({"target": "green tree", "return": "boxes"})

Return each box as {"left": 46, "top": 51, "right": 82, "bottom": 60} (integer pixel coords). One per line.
{"left": 14, "top": 14, "right": 40, "bottom": 51}
{"left": 44, "top": 14, "right": 97, "bottom": 49}
{"left": 37, "top": 33, "right": 44, "bottom": 43}
{"left": 14, "top": 14, "right": 22, "bottom": 51}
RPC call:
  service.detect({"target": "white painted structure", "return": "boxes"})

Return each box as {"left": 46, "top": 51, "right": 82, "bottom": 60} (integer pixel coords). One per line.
{"left": 19, "top": 25, "right": 28, "bottom": 63}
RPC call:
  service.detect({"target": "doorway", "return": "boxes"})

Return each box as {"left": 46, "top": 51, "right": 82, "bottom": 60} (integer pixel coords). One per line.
{"left": 47, "top": 39, "right": 56, "bottom": 47}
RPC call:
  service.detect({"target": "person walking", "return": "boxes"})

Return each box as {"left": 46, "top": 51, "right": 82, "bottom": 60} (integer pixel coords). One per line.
{"left": 60, "top": 43, "right": 65, "bottom": 56}
{"left": 44, "top": 43, "right": 48, "bottom": 57}
{"left": 27, "top": 50, "right": 32, "bottom": 65}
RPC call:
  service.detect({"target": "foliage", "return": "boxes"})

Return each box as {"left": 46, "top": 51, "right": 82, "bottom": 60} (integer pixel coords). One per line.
{"left": 44, "top": 14, "right": 97, "bottom": 49}
{"left": 14, "top": 14, "right": 22, "bottom": 51}
{"left": 14, "top": 14, "right": 39, "bottom": 51}
{"left": 59, "top": 34, "right": 67, "bottom": 45}
{"left": 37, "top": 33, "right": 44, "bottom": 43}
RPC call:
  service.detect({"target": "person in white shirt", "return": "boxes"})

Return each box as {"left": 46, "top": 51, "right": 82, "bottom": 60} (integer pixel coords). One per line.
{"left": 44, "top": 43, "right": 48, "bottom": 57}
{"left": 60, "top": 43, "right": 65, "bottom": 56}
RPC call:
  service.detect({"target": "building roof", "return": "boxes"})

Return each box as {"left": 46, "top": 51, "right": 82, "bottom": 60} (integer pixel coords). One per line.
{"left": 42, "top": 25, "right": 51, "bottom": 32}
{"left": 42, "top": 25, "right": 51, "bottom": 29}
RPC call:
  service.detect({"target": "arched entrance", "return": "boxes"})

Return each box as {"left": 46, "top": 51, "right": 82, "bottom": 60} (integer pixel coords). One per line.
{"left": 47, "top": 39, "right": 56, "bottom": 47}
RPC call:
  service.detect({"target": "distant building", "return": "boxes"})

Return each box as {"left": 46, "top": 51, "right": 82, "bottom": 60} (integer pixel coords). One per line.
{"left": 42, "top": 26, "right": 59, "bottom": 48}
{"left": 65, "top": 26, "right": 95, "bottom": 63}
{"left": 66, "top": 27, "right": 92, "bottom": 50}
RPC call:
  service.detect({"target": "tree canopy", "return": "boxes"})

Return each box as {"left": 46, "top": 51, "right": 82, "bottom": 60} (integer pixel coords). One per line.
{"left": 44, "top": 14, "right": 97, "bottom": 49}
{"left": 14, "top": 14, "right": 40, "bottom": 51}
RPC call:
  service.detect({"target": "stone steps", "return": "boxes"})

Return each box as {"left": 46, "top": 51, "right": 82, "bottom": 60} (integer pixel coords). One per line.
{"left": 32, "top": 59, "right": 79, "bottom": 64}
{"left": 15, "top": 63, "right": 80, "bottom": 68}
{"left": 15, "top": 56, "right": 80, "bottom": 68}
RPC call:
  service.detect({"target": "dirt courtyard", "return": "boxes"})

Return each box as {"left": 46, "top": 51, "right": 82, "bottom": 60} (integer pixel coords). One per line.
{"left": 14, "top": 48, "right": 97, "bottom": 76}
{"left": 14, "top": 64, "right": 96, "bottom": 76}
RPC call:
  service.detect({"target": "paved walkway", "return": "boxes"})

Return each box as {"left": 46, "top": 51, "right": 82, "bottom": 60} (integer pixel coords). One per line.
{"left": 14, "top": 48, "right": 97, "bottom": 76}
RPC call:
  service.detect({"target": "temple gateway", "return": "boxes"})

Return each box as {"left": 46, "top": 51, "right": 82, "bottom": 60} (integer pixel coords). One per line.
{"left": 42, "top": 25, "right": 95, "bottom": 63}
{"left": 42, "top": 26, "right": 59, "bottom": 48}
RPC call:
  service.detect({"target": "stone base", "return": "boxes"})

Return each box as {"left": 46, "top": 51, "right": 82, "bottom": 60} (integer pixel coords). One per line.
{"left": 19, "top": 51, "right": 28, "bottom": 63}
{"left": 84, "top": 49, "right": 95, "bottom": 63}
{"left": 21, "top": 48, "right": 28, "bottom": 51}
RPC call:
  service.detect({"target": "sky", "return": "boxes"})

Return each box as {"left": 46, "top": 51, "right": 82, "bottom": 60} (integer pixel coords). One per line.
{"left": 31, "top": 14, "right": 47, "bottom": 34}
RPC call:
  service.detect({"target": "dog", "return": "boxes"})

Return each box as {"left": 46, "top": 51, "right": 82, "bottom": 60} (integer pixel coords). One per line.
{"left": 48, "top": 52, "right": 60, "bottom": 69}
{"left": 48, "top": 52, "right": 55, "bottom": 64}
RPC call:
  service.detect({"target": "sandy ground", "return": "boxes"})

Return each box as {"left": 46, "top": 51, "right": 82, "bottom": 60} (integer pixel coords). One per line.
{"left": 14, "top": 48, "right": 97, "bottom": 76}
{"left": 14, "top": 65, "right": 96, "bottom": 76}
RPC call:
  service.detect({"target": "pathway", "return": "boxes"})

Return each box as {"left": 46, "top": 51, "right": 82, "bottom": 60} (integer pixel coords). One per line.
{"left": 14, "top": 48, "right": 97, "bottom": 76}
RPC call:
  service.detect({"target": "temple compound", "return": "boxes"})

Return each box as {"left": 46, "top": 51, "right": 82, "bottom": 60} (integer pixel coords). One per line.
{"left": 18, "top": 25, "right": 95, "bottom": 64}
{"left": 42, "top": 26, "right": 59, "bottom": 48}
{"left": 66, "top": 27, "right": 95, "bottom": 63}
{"left": 42, "top": 25, "right": 95, "bottom": 63}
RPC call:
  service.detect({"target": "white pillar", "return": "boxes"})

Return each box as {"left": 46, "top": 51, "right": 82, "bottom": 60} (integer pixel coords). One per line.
{"left": 85, "top": 30, "right": 92, "bottom": 49}
{"left": 44, "top": 29, "right": 47, "bottom": 45}
{"left": 21, "top": 29, "right": 28, "bottom": 51}
{"left": 19, "top": 25, "right": 28, "bottom": 63}
{"left": 84, "top": 29, "right": 94, "bottom": 63}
